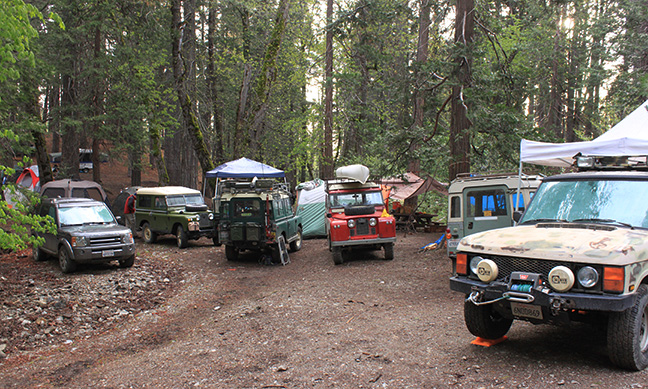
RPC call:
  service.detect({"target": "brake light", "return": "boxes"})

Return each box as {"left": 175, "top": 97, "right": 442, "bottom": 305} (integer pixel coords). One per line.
{"left": 603, "top": 267, "right": 624, "bottom": 293}
{"left": 445, "top": 228, "right": 452, "bottom": 240}
{"left": 456, "top": 253, "right": 468, "bottom": 275}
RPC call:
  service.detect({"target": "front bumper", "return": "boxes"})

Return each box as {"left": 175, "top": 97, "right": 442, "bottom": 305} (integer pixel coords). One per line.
{"left": 330, "top": 236, "right": 396, "bottom": 248}
{"left": 450, "top": 276, "right": 636, "bottom": 313}
{"left": 71, "top": 243, "right": 135, "bottom": 263}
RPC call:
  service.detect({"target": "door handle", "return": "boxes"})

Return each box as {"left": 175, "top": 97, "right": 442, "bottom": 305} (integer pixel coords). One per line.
{"left": 468, "top": 222, "right": 473, "bottom": 229}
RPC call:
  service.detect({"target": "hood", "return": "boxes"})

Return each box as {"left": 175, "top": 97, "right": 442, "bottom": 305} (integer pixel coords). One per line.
{"left": 458, "top": 224, "right": 648, "bottom": 266}
{"left": 61, "top": 224, "right": 131, "bottom": 236}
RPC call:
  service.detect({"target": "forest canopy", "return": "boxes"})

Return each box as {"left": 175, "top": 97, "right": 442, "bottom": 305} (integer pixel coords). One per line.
{"left": 0, "top": 0, "right": 646, "bottom": 249}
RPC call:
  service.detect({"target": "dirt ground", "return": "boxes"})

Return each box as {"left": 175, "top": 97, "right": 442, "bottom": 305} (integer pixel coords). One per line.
{"left": 1, "top": 231, "right": 647, "bottom": 388}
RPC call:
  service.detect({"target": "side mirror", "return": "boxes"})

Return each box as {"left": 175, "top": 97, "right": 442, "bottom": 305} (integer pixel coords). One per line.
{"left": 513, "top": 211, "right": 523, "bottom": 223}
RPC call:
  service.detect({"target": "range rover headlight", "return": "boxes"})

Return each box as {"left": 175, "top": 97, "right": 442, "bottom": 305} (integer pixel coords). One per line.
{"left": 577, "top": 266, "right": 599, "bottom": 288}
{"left": 469, "top": 256, "right": 483, "bottom": 275}
{"left": 548, "top": 266, "right": 575, "bottom": 292}
{"left": 71, "top": 236, "right": 89, "bottom": 247}
{"left": 347, "top": 219, "right": 356, "bottom": 228}
{"left": 369, "top": 218, "right": 377, "bottom": 227}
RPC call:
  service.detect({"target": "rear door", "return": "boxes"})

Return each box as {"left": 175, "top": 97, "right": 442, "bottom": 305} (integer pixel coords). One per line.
{"left": 463, "top": 186, "right": 512, "bottom": 237}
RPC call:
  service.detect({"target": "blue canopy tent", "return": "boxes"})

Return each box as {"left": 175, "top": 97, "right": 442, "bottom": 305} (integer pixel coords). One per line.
{"left": 206, "top": 157, "right": 285, "bottom": 179}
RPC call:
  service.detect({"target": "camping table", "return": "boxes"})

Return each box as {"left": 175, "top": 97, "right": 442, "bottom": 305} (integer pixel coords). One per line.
{"left": 393, "top": 212, "right": 438, "bottom": 232}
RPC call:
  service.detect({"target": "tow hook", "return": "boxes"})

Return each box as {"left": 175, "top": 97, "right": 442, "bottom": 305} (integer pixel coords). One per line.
{"left": 550, "top": 297, "right": 565, "bottom": 315}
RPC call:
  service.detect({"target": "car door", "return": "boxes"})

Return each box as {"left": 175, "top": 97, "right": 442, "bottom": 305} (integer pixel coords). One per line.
{"left": 39, "top": 204, "right": 59, "bottom": 255}
{"left": 463, "top": 185, "right": 512, "bottom": 237}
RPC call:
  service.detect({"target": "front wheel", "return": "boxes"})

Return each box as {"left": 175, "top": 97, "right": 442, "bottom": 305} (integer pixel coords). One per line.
{"left": 225, "top": 245, "right": 238, "bottom": 261}
{"left": 332, "top": 247, "right": 343, "bottom": 265}
{"left": 384, "top": 243, "right": 394, "bottom": 260}
{"left": 142, "top": 222, "right": 157, "bottom": 244}
{"left": 464, "top": 299, "right": 512, "bottom": 340}
{"left": 176, "top": 225, "right": 188, "bottom": 249}
{"left": 58, "top": 246, "right": 77, "bottom": 274}
{"left": 608, "top": 284, "right": 648, "bottom": 370}
{"left": 119, "top": 255, "right": 135, "bottom": 268}
{"left": 289, "top": 227, "right": 303, "bottom": 252}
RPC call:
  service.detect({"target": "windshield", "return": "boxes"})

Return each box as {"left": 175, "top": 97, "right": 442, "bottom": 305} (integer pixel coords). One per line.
{"left": 520, "top": 179, "right": 648, "bottom": 228}
{"left": 59, "top": 205, "right": 115, "bottom": 226}
{"left": 329, "top": 191, "right": 384, "bottom": 207}
{"left": 167, "top": 194, "right": 204, "bottom": 207}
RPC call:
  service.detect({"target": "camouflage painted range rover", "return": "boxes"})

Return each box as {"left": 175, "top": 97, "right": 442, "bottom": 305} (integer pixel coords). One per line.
{"left": 450, "top": 156, "right": 648, "bottom": 370}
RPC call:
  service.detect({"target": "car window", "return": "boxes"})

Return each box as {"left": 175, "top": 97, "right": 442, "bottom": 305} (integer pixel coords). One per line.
{"left": 42, "top": 188, "right": 65, "bottom": 199}
{"left": 450, "top": 196, "right": 461, "bottom": 218}
{"left": 138, "top": 195, "right": 152, "bottom": 208}
{"left": 59, "top": 205, "right": 115, "bottom": 226}
{"left": 330, "top": 191, "right": 383, "bottom": 207}
{"left": 85, "top": 188, "right": 103, "bottom": 201}
{"left": 466, "top": 189, "right": 507, "bottom": 217}
{"left": 154, "top": 197, "right": 166, "bottom": 209}
{"left": 234, "top": 199, "right": 261, "bottom": 218}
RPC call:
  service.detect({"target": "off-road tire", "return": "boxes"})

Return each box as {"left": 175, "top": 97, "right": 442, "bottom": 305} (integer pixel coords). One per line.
{"left": 119, "top": 255, "right": 135, "bottom": 268}
{"left": 464, "top": 299, "right": 512, "bottom": 340}
{"left": 332, "top": 247, "right": 344, "bottom": 265}
{"left": 176, "top": 225, "right": 188, "bottom": 249}
{"left": 212, "top": 236, "right": 221, "bottom": 246}
{"left": 384, "top": 243, "right": 394, "bottom": 260}
{"left": 225, "top": 245, "right": 239, "bottom": 261}
{"left": 289, "top": 227, "right": 303, "bottom": 252}
{"left": 58, "top": 246, "right": 77, "bottom": 274}
{"left": 33, "top": 245, "right": 48, "bottom": 262}
{"left": 344, "top": 205, "right": 375, "bottom": 216}
{"left": 608, "top": 284, "right": 648, "bottom": 370}
{"left": 142, "top": 222, "right": 157, "bottom": 244}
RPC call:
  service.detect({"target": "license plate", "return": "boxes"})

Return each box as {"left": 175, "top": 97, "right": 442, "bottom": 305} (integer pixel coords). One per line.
{"left": 510, "top": 302, "right": 543, "bottom": 319}
{"left": 102, "top": 250, "right": 115, "bottom": 257}
{"left": 448, "top": 239, "right": 459, "bottom": 248}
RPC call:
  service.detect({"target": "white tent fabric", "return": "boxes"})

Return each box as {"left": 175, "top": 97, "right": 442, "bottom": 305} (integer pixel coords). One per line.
{"left": 520, "top": 99, "right": 648, "bottom": 167}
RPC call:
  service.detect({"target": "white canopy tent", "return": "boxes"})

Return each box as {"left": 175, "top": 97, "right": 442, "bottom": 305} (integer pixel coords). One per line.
{"left": 514, "top": 99, "right": 648, "bottom": 214}
{"left": 520, "top": 99, "right": 648, "bottom": 167}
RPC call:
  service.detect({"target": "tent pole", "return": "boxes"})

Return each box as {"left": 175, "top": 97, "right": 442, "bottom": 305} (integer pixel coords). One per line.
{"left": 514, "top": 160, "right": 523, "bottom": 225}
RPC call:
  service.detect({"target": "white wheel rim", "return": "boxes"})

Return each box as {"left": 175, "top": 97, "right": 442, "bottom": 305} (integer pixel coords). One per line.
{"left": 641, "top": 305, "right": 648, "bottom": 353}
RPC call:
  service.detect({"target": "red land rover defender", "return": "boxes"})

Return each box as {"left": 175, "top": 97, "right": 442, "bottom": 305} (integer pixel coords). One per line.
{"left": 326, "top": 166, "right": 396, "bottom": 265}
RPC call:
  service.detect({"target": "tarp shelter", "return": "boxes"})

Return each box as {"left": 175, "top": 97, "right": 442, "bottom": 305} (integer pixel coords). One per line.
{"left": 381, "top": 172, "right": 448, "bottom": 200}
{"left": 295, "top": 179, "right": 327, "bottom": 238}
{"left": 521, "top": 99, "right": 648, "bottom": 167}
{"left": 206, "top": 157, "right": 285, "bottom": 178}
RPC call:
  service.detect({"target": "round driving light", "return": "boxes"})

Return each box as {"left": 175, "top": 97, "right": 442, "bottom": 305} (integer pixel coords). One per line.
{"left": 548, "top": 266, "right": 575, "bottom": 292}
{"left": 369, "top": 218, "right": 377, "bottom": 227}
{"left": 208, "top": 213, "right": 214, "bottom": 220}
{"left": 577, "top": 266, "right": 599, "bottom": 288}
{"left": 476, "top": 259, "right": 498, "bottom": 282}
{"left": 469, "top": 256, "right": 483, "bottom": 275}
{"left": 347, "top": 219, "right": 356, "bottom": 228}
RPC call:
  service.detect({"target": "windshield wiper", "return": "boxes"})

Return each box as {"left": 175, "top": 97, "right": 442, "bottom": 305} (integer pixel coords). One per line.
{"left": 571, "top": 218, "right": 634, "bottom": 229}
{"left": 520, "top": 218, "right": 568, "bottom": 225}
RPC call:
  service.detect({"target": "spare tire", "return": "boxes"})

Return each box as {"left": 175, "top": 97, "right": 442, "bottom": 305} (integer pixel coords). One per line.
{"left": 344, "top": 205, "right": 375, "bottom": 216}
{"left": 186, "top": 204, "right": 208, "bottom": 212}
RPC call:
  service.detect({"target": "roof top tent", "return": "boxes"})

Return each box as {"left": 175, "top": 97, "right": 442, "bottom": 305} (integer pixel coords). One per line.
{"left": 205, "top": 158, "right": 286, "bottom": 211}
{"left": 516, "top": 99, "right": 648, "bottom": 211}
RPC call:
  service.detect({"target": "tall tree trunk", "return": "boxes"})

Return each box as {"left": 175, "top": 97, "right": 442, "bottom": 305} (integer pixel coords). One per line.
{"left": 449, "top": 0, "right": 474, "bottom": 181}
{"left": 233, "top": 7, "right": 251, "bottom": 158}
{"left": 321, "top": 0, "right": 334, "bottom": 180}
{"left": 405, "top": 0, "right": 431, "bottom": 209}
{"left": 171, "top": 0, "right": 215, "bottom": 189}
{"left": 61, "top": 73, "right": 80, "bottom": 180}
{"left": 91, "top": 26, "right": 103, "bottom": 184}
{"left": 207, "top": 4, "right": 224, "bottom": 165}
{"left": 549, "top": 7, "right": 565, "bottom": 139}
{"left": 247, "top": 0, "right": 290, "bottom": 160}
